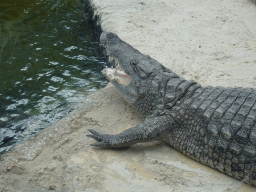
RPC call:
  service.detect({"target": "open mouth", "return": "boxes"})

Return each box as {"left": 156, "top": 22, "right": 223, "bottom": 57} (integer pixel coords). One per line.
{"left": 101, "top": 53, "right": 132, "bottom": 86}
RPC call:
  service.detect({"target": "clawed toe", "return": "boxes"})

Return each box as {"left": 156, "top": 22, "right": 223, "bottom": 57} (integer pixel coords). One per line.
{"left": 87, "top": 129, "right": 118, "bottom": 148}
{"left": 86, "top": 129, "right": 103, "bottom": 142}
{"left": 86, "top": 134, "right": 102, "bottom": 141}
{"left": 88, "top": 129, "right": 98, "bottom": 135}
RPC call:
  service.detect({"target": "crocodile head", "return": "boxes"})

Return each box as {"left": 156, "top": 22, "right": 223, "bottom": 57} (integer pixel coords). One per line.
{"left": 100, "top": 32, "right": 173, "bottom": 116}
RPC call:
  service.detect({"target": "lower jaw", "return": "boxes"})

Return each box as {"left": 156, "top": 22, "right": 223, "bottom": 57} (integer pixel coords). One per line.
{"left": 102, "top": 67, "right": 131, "bottom": 86}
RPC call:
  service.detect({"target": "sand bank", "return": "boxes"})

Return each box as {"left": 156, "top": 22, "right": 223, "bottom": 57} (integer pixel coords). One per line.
{"left": 0, "top": 0, "right": 256, "bottom": 191}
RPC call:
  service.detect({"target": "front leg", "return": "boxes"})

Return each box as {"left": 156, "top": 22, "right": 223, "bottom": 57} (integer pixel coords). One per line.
{"left": 87, "top": 115, "right": 173, "bottom": 148}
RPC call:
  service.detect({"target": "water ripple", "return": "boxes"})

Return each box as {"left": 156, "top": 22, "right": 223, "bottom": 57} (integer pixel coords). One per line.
{"left": 0, "top": 0, "right": 107, "bottom": 153}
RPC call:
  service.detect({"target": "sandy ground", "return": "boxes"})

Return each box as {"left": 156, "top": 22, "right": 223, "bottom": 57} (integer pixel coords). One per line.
{"left": 1, "top": 0, "right": 256, "bottom": 191}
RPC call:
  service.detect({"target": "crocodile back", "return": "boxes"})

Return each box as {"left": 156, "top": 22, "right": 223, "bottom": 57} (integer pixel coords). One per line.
{"left": 165, "top": 86, "right": 256, "bottom": 185}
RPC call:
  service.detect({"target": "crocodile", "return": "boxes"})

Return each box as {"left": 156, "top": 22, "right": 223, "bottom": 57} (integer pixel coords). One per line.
{"left": 87, "top": 32, "right": 256, "bottom": 186}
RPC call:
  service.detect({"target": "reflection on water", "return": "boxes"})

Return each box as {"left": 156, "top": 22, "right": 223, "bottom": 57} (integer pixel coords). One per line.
{"left": 0, "top": 0, "right": 107, "bottom": 153}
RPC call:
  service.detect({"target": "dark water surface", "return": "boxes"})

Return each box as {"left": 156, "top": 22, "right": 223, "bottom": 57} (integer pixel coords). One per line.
{"left": 0, "top": 0, "right": 107, "bottom": 153}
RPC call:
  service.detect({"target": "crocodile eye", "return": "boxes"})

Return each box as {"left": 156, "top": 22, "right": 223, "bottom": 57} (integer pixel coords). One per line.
{"left": 130, "top": 60, "right": 148, "bottom": 79}
{"left": 131, "top": 60, "right": 138, "bottom": 65}
{"left": 131, "top": 60, "right": 139, "bottom": 73}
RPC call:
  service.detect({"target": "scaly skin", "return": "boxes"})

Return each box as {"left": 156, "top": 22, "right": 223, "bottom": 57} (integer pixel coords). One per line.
{"left": 87, "top": 32, "right": 256, "bottom": 186}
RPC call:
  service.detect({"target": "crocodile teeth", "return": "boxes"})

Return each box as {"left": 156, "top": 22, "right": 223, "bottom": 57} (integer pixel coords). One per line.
{"left": 101, "top": 43, "right": 106, "bottom": 48}
{"left": 109, "top": 56, "right": 114, "bottom": 62}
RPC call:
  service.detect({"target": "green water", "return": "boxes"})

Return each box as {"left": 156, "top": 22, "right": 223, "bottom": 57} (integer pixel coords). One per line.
{"left": 0, "top": 0, "right": 107, "bottom": 153}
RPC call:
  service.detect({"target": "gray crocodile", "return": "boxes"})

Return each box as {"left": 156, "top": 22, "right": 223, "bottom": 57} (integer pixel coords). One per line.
{"left": 87, "top": 32, "right": 256, "bottom": 186}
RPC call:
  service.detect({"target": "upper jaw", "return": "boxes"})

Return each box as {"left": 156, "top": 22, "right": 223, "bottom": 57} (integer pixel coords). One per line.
{"left": 101, "top": 48, "right": 132, "bottom": 86}
{"left": 99, "top": 31, "right": 112, "bottom": 46}
{"left": 100, "top": 34, "right": 132, "bottom": 86}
